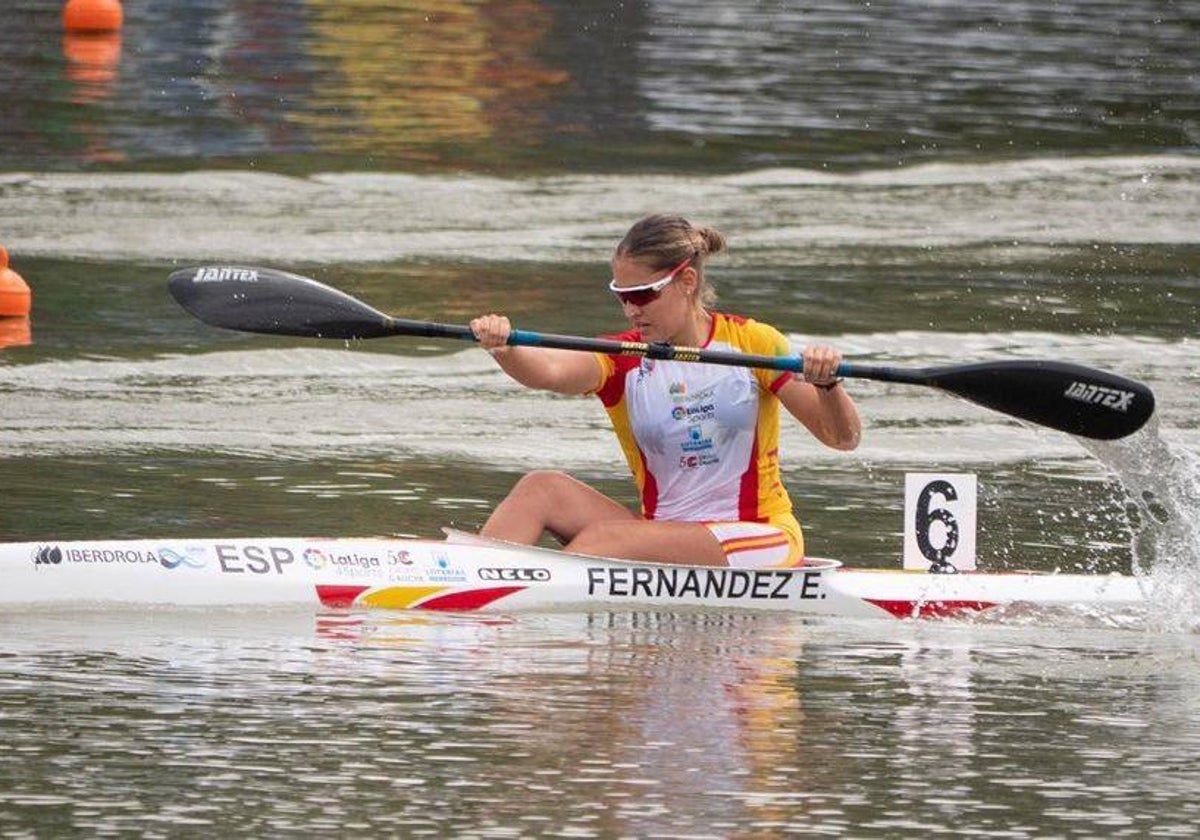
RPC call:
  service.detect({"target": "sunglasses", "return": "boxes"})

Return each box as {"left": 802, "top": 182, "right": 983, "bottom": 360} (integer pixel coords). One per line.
{"left": 608, "top": 257, "right": 693, "bottom": 306}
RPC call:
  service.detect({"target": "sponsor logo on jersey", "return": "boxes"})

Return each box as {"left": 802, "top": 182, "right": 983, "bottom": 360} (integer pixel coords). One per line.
{"left": 681, "top": 424, "right": 714, "bottom": 452}
{"left": 671, "top": 401, "right": 715, "bottom": 422}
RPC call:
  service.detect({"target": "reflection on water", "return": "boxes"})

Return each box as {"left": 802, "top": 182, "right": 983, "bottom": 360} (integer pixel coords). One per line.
{"left": 1, "top": 608, "right": 1197, "bottom": 835}
{"left": 301, "top": 0, "right": 568, "bottom": 155}
{"left": 0, "top": 318, "right": 31, "bottom": 351}
{"left": 3, "top": 1, "right": 1197, "bottom": 171}
{"left": 636, "top": 0, "right": 1199, "bottom": 165}
{"left": 62, "top": 32, "right": 123, "bottom": 106}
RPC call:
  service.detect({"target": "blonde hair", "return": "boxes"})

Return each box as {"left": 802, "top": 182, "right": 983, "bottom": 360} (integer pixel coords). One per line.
{"left": 615, "top": 214, "right": 724, "bottom": 306}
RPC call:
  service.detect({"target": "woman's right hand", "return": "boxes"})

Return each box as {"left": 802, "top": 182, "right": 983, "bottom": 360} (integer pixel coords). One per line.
{"left": 470, "top": 313, "right": 513, "bottom": 355}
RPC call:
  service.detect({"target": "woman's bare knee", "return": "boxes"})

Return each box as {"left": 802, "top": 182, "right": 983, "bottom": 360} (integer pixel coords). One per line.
{"left": 510, "top": 469, "right": 572, "bottom": 493}
{"left": 506, "top": 470, "right": 574, "bottom": 508}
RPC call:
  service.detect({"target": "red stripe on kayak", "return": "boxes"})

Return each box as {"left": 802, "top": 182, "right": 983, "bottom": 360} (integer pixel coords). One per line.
{"left": 316, "top": 584, "right": 371, "bottom": 608}
{"left": 866, "top": 599, "right": 998, "bottom": 619}
{"left": 418, "top": 586, "right": 526, "bottom": 611}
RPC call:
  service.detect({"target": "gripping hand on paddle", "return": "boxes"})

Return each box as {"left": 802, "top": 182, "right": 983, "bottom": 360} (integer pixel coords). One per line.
{"left": 470, "top": 314, "right": 513, "bottom": 357}
{"left": 802, "top": 344, "right": 844, "bottom": 389}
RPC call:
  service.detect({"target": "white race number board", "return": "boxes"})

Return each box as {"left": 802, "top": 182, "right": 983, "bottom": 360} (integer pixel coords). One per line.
{"left": 903, "top": 473, "right": 977, "bottom": 572}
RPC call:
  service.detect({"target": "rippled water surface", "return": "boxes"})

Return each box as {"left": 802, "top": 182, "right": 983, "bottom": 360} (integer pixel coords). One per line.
{"left": 2, "top": 0, "right": 1199, "bottom": 836}
{"left": 4, "top": 0, "right": 1197, "bottom": 171}
{"left": 2, "top": 610, "right": 1199, "bottom": 837}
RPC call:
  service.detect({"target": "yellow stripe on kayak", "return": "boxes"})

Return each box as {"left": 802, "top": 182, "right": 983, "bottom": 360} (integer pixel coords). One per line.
{"left": 361, "top": 585, "right": 448, "bottom": 609}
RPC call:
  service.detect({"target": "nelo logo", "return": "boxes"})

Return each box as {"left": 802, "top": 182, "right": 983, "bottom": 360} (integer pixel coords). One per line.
{"left": 478, "top": 567, "right": 551, "bottom": 582}
{"left": 32, "top": 545, "right": 63, "bottom": 566}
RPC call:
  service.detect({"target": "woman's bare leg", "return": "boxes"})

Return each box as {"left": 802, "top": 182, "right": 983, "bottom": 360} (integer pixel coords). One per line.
{"left": 481, "top": 470, "right": 636, "bottom": 545}
{"left": 482, "top": 471, "right": 728, "bottom": 566}
{"left": 567, "top": 519, "right": 727, "bottom": 566}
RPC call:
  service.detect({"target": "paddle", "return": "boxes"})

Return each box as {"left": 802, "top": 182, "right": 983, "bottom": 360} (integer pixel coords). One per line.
{"left": 168, "top": 265, "right": 1155, "bottom": 441}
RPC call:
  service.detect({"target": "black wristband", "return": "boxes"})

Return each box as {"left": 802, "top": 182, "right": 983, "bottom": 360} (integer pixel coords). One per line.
{"left": 814, "top": 378, "right": 844, "bottom": 392}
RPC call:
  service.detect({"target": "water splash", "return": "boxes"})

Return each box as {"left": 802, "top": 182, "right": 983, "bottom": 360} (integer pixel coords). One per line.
{"left": 1081, "top": 420, "right": 1200, "bottom": 633}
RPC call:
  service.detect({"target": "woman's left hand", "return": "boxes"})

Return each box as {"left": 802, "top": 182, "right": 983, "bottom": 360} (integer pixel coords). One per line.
{"left": 802, "top": 344, "right": 843, "bottom": 387}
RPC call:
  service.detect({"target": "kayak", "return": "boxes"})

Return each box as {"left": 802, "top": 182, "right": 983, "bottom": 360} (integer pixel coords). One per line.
{"left": 3, "top": 529, "right": 1146, "bottom": 620}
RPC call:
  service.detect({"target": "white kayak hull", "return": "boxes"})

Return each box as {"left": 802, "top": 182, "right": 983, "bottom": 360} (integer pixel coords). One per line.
{"left": 2, "top": 530, "right": 1147, "bottom": 620}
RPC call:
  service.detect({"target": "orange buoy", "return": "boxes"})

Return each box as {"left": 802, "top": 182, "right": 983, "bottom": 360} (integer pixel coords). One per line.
{"left": 63, "top": 0, "right": 123, "bottom": 33}
{"left": 0, "top": 245, "right": 32, "bottom": 318}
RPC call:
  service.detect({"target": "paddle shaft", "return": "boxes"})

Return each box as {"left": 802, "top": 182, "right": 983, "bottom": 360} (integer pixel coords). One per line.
{"left": 388, "top": 316, "right": 877, "bottom": 378}
{"left": 386, "top": 315, "right": 1155, "bottom": 440}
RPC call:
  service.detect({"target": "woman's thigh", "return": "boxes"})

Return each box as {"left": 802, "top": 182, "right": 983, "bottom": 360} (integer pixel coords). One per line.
{"left": 566, "top": 519, "right": 727, "bottom": 566}
{"left": 485, "top": 470, "right": 637, "bottom": 543}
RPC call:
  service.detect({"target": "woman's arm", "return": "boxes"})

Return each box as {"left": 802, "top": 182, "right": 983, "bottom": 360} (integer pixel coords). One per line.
{"left": 775, "top": 344, "right": 862, "bottom": 451}
{"left": 470, "top": 314, "right": 602, "bottom": 396}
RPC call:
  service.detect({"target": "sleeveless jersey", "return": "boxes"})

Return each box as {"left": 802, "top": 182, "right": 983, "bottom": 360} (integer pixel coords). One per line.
{"left": 592, "top": 313, "right": 796, "bottom": 523}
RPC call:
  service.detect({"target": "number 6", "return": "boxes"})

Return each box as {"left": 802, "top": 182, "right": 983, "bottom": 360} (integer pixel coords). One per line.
{"left": 915, "top": 480, "right": 960, "bottom": 569}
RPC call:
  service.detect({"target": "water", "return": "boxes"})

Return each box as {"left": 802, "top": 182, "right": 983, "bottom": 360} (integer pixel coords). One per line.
{"left": 2, "top": 0, "right": 1199, "bottom": 835}
{"left": 4, "top": 0, "right": 1198, "bottom": 172}
{"left": 1081, "top": 427, "right": 1200, "bottom": 633}
{"left": 2, "top": 610, "right": 1199, "bottom": 836}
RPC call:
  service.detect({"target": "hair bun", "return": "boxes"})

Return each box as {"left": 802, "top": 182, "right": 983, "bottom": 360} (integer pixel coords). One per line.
{"left": 695, "top": 226, "right": 726, "bottom": 256}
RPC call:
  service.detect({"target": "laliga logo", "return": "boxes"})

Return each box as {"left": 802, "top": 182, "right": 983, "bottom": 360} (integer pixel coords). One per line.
{"left": 304, "top": 548, "right": 328, "bottom": 570}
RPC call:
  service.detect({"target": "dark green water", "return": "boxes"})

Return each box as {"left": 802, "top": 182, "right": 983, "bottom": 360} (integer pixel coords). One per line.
{"left": 1, "top": 1, "right": 1199, "bottom": 836}
{"left": 4, "top": 0, "right": 1198, "bottom": 173}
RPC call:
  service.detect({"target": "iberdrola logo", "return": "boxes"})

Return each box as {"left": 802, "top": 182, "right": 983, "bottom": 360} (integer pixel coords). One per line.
{"left": 669, "top": 381, "right": 687, "bottom": 402}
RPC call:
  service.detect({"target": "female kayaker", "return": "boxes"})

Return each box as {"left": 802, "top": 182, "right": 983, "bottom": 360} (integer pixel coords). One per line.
{"left": 470, "top": 213, "right": 861, "bottom": 567}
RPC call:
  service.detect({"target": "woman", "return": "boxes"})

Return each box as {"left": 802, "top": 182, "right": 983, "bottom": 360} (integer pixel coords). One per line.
{"left": 470, "top": 214, "right": 861, "bottom": 567}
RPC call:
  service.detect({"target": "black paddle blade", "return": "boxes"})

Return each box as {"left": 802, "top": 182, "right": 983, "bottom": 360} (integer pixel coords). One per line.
{"left": 168, "top": 265, "right": 394, "bottom": 339}
{"left": 923, "top": 360, "right": 1155, "bottom": 440}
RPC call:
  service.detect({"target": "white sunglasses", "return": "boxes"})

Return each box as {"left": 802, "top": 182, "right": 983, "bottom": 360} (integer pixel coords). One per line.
{"left": 608, "top": 257, "right": 693, "bottom": 306}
